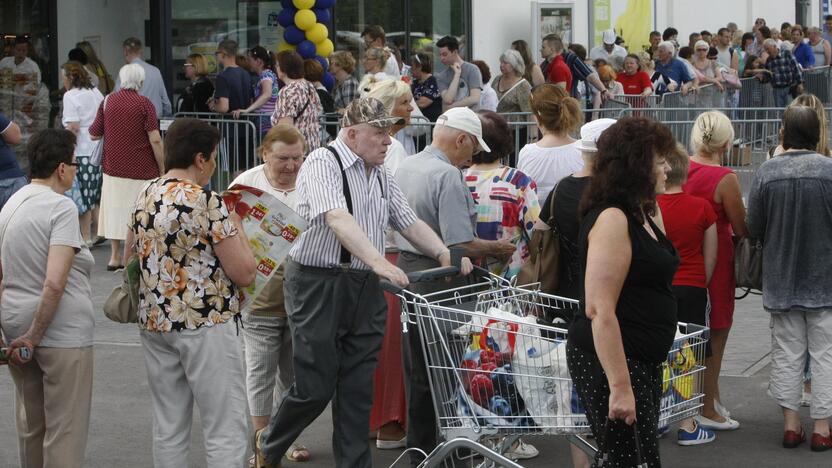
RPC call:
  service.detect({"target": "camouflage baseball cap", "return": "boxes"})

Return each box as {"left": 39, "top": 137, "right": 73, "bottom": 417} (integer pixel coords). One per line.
{"left": 341, "top": 97, "right": 405, "bottom": 128}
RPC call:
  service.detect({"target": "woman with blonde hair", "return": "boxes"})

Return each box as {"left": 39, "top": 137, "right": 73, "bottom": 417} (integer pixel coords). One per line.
{"left": 361, "top": 80, "right": 415, "bottom": 449}
{"left": 180, "top": 53, "right": 214, "bottom": 113}
{"left": 361, "top": 47, "right": 394, "bottom": 85}
{"left": 517, "top": 84, "right": 583, "bottom": 202}
{"left": 683, "top": 111, "right": 747, "bottom": 432}
{"left": 76, "top": 40, "right": 114, "bottom": 94}
{"left": 791, "top": 94, "right": 830, "bottom": 156}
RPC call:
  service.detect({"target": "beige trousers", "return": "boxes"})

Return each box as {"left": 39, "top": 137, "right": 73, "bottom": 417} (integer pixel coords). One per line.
{"left": 8, "top": 346, "right": 93, "bottom": 468}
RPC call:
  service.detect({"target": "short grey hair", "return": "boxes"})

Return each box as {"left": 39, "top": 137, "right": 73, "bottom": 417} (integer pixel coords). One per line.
{"left": 118, "top": 63, "right": 145, "bottom": 91}
{"left": 658, "top": 41, "right": 675, "bottom": 53}
{"left": 499, "top": 49, "right": 525, "bottom": 77}
{"left": 763, "top": 38, "right": 779, "bottom": 49}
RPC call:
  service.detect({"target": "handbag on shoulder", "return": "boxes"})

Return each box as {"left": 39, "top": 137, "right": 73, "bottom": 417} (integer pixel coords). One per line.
{"left": 515, "top": 189, "right": 560, "bottom": 293}
{"left": 734, "top": 237, "right": 762, "bottom": 294}
{"left": 103, "top": 255, "right": 140, "bottom": 323}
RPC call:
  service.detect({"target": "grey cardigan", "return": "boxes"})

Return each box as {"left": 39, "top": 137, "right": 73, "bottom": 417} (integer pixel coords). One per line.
{"left": 746, "top": 150, "right": 832, "bottom": 313}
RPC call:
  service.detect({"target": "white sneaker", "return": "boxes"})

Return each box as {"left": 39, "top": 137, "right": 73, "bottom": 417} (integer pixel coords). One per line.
{"left": 505, "top": 439, "right": 539, "bottom": 460}
{"left": 695, "top": 414, "right": 740, "bottom": 431}
{"left": 714, "top": 399, "right": 731, "bottom": 418}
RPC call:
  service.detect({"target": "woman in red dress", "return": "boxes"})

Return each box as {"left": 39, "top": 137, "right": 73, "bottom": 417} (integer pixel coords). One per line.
{"left": 683, "top": 111, "right": 748, "bottom": 431}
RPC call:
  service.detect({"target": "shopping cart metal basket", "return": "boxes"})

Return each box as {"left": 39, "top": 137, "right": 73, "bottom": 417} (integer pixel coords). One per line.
{"left": 382, "top": 267, "right": 708, "bottom": 467}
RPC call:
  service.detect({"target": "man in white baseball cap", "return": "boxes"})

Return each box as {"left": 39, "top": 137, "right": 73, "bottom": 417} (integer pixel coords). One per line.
{"left": 393, "top": 106, "right": 515, "bottom": 464}
{"left": 590, "top": 29, "right": 628, "bottom": 64}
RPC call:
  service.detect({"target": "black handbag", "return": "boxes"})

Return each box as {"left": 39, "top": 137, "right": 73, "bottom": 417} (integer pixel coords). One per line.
{"left": 591, "top": 419, "right": 648, "bottom": 468}
{"left": 734, "top": 237, "right": 763, "bottom": 298}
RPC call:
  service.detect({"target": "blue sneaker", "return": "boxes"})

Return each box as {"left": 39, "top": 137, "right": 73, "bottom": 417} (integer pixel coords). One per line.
{"left": 677, "top": 423, "right": 716, "bottom": 446}
{"left": 657, "top": 426, "right": 670, "bottom": 438}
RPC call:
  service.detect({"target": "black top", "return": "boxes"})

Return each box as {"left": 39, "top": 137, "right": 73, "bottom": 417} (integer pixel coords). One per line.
{"left": 568, "top": 204, "right": 680, "bottom": 363}
{"left": 214, "top": 67, "right": 252, "bottom": 111}
{"left": 180, "top": 76, "right": 214, "bottom": 113}
{"left": 541, "top": 175, "right": 590, "bottom": 300}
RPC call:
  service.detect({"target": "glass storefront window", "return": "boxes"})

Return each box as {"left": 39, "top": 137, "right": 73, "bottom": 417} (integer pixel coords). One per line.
{"left": 333, "top": 0, "right": 405, "bottom": 75}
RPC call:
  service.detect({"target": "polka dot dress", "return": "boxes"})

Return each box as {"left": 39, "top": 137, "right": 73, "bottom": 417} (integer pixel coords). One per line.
{"left": 64, "top": 156, "right": 102, "bottom": 215}
{"left": 567, "top": 342, "right": 663, "bottom": 467}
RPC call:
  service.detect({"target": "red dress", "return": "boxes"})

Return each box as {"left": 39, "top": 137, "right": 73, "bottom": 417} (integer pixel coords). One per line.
{"left": 369, "top": 252, "right": 407, "bottom": 430}
{"left": 682, "top": 161, "right": 736, "bottom": 330}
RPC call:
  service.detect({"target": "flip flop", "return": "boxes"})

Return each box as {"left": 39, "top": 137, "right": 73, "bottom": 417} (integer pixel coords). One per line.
{"left": 285, "top": 443, "right": 310, "bottom": 462}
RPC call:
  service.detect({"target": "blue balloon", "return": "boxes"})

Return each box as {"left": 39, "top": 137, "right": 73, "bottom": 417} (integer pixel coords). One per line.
{"left": 321, "top": 72, "right": 335, "bottom": 92}
{"left": 313, "top": 8, "right": 331, "bottom": 24}
{"left": 315, "top": 55, "right": 329, "bottom": 72}
{"left": 281, "top": 0, "right": 293, "bottom": 8}
{"left": 284, "top": 25, "right": 306, "bottom": 45}
{"left": 297, "top": 40, "right": 317, "bottom": 59}
{"left": 315, "top": 0, "right": 336, "bottom": 8}
{"left": 277, "top": 8, "right": 296, "bottom": 27}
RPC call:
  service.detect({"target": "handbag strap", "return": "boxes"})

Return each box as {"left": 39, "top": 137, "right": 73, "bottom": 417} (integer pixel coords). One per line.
{"left": 594, "top": 418, "right": 646, "bottom": 467}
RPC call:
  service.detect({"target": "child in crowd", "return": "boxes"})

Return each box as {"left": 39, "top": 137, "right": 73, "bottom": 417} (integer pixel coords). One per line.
{"left": 657, "top": 143, "right": 719, "bottom": 446}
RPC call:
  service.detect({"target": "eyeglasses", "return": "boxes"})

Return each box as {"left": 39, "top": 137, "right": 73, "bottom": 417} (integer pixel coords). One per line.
{"left": 65, "top": 161, "right": 80, "bottom": 167}
{"left": 183, "top": 63, "right": 194, "bottom": 67}
{"left": 696, "top": 48, "right": 708, "bottom": 52}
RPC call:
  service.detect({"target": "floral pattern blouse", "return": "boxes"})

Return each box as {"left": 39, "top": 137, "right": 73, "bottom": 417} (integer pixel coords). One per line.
{"left": 272, "top": 79, "right": 323, "bottom": 152}
{"left": 131, "top": 178, "right": 240, "bottom": 333}
{"left": 464, "top": 166, "right": 541, "bottom": 279}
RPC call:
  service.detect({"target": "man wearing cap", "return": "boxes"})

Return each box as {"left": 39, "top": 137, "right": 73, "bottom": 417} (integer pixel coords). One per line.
{"left": 255, "top": 98, "right": 467, "bottom": 468}
{"left": 394, "top": 107, "right": 517, "bottom": 464}
{"left": 590, "top": 29, "right": 628, "bottom": 64}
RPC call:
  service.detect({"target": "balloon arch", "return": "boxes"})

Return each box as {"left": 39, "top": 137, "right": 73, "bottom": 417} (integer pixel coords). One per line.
{"left": 276, "top": 0, "right": 337, "bottom": 91}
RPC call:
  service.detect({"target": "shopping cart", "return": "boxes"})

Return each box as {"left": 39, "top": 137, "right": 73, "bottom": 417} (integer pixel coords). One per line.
{"left": 382, "top": 267, "right": 709, "bottom": 467}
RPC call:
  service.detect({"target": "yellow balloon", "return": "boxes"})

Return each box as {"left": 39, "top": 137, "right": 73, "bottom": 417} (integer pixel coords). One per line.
{"left": 277, "top": 42, "right": 296, "bottom": 52}
{"left": 306, "top": 23, "right": 329, "bottom": 44}
{"left": 315, "top": 38, "right": 334, "bottom": 57}
{"left": 295, "top": 9, "right": 317, "bottom": 31}
{"left": 293, "top": 0, "right": 315, "bottom": 9}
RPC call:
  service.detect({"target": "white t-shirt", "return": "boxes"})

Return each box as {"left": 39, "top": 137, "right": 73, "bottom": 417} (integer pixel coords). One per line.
{"left": 0, "top": 56, "right": 41, "bottom": 85}
{"left": 384, "top": 53, "right": 401, "bottom": 77}
{"left": 384, "top": 138, "right": 408, "bottom": 177}
{"left": 0, "top": 184, "right": 94, "bottom": 348}
{"left": 517, "top": 141, "right": 584, "bottom": 202}
{"left": 62, "top": 87, "right": 105, "bottom": 156}
{"left": 589, "top": 44, "right": 628, "bottom": 63}
{"left": 230, "top": 165, "right": 297, "bottom": 209}
{"left": 479, "top": 83, "right": 498, "bottom": 112}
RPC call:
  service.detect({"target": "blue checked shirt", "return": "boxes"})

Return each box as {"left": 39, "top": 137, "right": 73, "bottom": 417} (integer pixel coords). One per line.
{"left": 764, "top": 50, "right": 803, "bottom": 88}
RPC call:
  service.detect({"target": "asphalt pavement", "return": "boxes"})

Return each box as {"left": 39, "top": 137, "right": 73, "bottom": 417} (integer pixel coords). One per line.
{"left": 0, "top": 246, "right": 829, "bottom": 467}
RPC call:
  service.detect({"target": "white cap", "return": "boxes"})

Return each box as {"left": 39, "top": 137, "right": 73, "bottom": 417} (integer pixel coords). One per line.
{"left": 602, "top": 29, "right": 617, "bottom": 45}
{"left": 436, "top": 107, "right": 492, "bottom": 153}
{"left": 575, "top": 118, "right": 617, "bottom": 153}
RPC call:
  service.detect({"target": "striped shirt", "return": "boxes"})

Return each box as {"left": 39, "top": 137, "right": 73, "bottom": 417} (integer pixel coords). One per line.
{"left": 289, "top": 137, "right": 418, "bottom": 270}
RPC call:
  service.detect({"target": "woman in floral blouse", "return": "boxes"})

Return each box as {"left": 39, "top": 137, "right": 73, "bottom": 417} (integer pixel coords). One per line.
{"left": 125, "top": 118, "right": 256, "bottom": 466}
{"left": 464, "top": 110, "right": 540, "bottom": 279}
{"left": 271, "top": 51, "right": 322, "bottom": 152}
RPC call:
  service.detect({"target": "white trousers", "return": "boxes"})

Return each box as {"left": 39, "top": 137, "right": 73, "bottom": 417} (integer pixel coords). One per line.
{"left": 769, "top": 310, "right": 832, "bottom": 419}
{"left": 140, "top": 322, "right": 248, "bottom": 468}
{"left": 242, "top": 313, "right": 294, "bottom": 417}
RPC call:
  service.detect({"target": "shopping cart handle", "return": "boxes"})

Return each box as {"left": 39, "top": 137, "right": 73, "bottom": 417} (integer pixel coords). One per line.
{"left": 379, "top": 266, "right": 461, "bottom": 294}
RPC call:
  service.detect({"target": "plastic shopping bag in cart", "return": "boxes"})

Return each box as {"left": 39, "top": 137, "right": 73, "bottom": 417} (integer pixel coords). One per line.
{"left": 512, "top": 337, "right": 590, "bottom": 434}
{"left": 660, "top": 339, "right": 698, "bottom": 418}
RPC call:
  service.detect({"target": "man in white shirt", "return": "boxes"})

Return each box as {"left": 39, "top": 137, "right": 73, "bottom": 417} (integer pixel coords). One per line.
{"left": 0, "top": 37, "right": 41, "bottom": 86}
{"left": 715, "top": 27, "right": 740, "bottom": 72}
{"left": 589, "top": 30, "right": 628, "bottom": 65}
{"left": 361, "top": 25, "right": 400, "bottom": 77}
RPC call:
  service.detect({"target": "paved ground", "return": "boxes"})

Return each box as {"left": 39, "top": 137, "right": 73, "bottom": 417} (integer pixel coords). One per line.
{"left": 0, "top": 247, "right": 829, "bottom": 467}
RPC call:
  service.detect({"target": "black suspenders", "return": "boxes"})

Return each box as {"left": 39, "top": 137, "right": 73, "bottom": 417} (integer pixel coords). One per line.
{"left": 323, "top": 145, "right": 385, "bottom": 266}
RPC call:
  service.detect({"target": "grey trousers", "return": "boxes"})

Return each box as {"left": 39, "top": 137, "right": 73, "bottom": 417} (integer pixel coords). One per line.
{"left": 260, "top": 259, "right": 387, "bottom": 468}
{"left": 769, "top": 310, "right": 832, "bottom": 419}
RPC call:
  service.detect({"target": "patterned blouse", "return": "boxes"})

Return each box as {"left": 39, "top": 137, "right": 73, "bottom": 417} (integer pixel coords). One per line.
{"left": 254, "top": 69, "right": 279, "bottom": 131}
{"left": 131, "top": 178, "right": 240, "bottom": 333}
{"left": 464, "top": 166, "right": 541, "bottom": 279}
{"left": 272, "top": 79, "right": 323, "bottom": 151}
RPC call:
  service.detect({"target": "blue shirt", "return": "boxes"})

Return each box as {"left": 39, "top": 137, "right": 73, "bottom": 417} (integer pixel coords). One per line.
{"left": 214, "top": 66, "right": 253, "bottom": 112}
{"left": 115, "top": 58, "right": 172, "bottom": 118}
{"left": 0, "top": 113, "right": 24, "bottom": 180}
{"left": 654, "top": 58, "right": 694, "bottom": 85}
{"left": 792, "top": 41, "right": 816, "bottom": 69}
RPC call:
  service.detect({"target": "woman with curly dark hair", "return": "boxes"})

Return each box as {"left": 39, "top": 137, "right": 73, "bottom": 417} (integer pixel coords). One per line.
{"left": 566, "top": 116, "right": 677, "bottom": 467}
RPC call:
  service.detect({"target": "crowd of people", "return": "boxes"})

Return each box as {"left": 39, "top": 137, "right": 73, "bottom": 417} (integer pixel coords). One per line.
{"left": 0, "top": 15, "right": 831, "bottom": 468}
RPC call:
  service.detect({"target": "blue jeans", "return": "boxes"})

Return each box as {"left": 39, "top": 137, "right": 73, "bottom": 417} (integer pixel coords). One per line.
{"left": 0, "top": 175, "right": 27, "bottom": 211}
{"left": 773, "top": 86, "right": 793, "bottom": 108}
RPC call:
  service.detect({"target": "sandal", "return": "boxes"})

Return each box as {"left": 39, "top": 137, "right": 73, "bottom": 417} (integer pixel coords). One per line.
{"left": 285, "top": 442, "right": 310, "bottom": 462}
